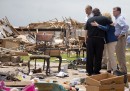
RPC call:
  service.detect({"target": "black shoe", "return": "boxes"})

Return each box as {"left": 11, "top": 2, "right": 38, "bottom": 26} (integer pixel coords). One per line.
{"left": 107, "top": 70, "right": 111, "bottom": 73}
{"left": 113, "top": 70, "right": 124, "bottom": 76}
{"left": 86, "top": 73, "right": 92, "bottom": 76}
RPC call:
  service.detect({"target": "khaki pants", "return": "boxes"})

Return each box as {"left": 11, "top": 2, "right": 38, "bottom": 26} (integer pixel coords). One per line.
{"left": 106, "top": 42, "right": 117, "bottom": 71}
{"left": 116, "top": 36, "right": 127, "bottom": 73}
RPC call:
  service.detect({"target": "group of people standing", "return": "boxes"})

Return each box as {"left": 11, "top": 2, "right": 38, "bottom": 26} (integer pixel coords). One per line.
{"left": 84, "top": 5, "right": 129, "bottom": 78}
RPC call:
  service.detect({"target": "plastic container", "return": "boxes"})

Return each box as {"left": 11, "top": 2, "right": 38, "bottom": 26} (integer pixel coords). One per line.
{"left": 61, "top": 64, "right": 68, "bottom": 73}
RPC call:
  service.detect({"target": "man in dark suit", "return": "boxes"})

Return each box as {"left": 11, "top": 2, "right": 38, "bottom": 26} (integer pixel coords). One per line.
{"left": 84, "top": 8, "right": 112, "bottom": 76}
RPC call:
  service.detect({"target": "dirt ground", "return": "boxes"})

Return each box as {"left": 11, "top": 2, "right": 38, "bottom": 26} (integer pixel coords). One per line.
{"left": 1, "top": 62, "right": 130, "bottom": 91}
{"left": 32, "top": 62, "right": 87, "bottom": 91}
{"left": 0, "top": 62, "right": 86, "bottom": 91}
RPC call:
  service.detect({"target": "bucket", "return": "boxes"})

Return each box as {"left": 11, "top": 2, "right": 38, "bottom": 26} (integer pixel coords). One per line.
{"left": 61, "top": 64, "right": 68, "bottom": 73}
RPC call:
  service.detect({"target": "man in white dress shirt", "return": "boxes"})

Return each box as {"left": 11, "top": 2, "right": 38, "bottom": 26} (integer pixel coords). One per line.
{"left": 85, "top": 5, "right": 93, "bottom": 22}
{"left": 84, "top": 5, "right": 93, "bottom": 74}
{"left": 85, "top": 5, "right": 93, "bottom": 41}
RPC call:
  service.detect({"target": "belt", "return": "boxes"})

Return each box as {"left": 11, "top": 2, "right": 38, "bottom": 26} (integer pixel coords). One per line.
{"left": 89, "top": 36, "right": 104, "bottom": 38}
{"left": 116, "top": 35, "right": 125, "bottom": 38}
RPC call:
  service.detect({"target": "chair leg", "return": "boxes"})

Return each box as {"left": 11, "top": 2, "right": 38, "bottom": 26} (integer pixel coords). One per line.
{"left": 58, "top": 56, "right": 62, "bottom": 72}
{"left": 43, "top": 59, "right": 45, "bottom": 71}
{"left": 79, "top": 50, "right": 80, "bottom": 57}
{"left": 46, "top": 58, "right": 50, "bottom": 76}
{"left": 28, "top": 60, "right": 31, "bottom": 75}
{"left": 83, "top": 50, "right": 84, "bottom": 57}
{"left": 76, "top": 51, "right": 78, "bottom": 58}
{"left": 35, "top": 59, "right": 36, "bottom": 69}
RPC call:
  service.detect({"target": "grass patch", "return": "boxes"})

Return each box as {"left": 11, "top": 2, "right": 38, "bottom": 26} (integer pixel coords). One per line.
{"left": 21, "top": 53, "right": 86, "bottom": 63}
{"left": 21, "top": 52, "right": 130, "bottom": 72}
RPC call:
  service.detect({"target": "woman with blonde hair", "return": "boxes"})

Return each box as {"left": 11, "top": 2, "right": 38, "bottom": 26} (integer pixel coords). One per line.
{"left": 91, "top": 12, "right": 123, "bottom": 75}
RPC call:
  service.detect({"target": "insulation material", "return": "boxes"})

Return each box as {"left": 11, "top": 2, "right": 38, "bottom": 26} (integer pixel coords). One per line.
{"left": 2, "top": 25, "right": 13, "bottom": 34}
{"left": 17, "top": 35, "right": 36, "bottom": 44}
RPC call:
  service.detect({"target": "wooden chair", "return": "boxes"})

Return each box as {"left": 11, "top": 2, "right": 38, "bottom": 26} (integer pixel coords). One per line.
{"left": 67, "top": 38, "right": 80, "bottom": 58}
{"left": 78, "top": 36, "right": 86, "bottom": 57}
{"left": 28, "top": 55, "right": 50, "bottom": 76}
{"left": 36, "top": 33, "right": 62, "bottom": 72}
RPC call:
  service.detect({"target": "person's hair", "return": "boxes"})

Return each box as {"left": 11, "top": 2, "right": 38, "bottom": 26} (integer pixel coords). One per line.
{"left": 113, "top": 7, "right": 121, "bottom": 13}
{"left": 92, "top": 8, "right": 101, "bottom": 16}
{"left": 85, "top": 5, "right": 92, "bottom": 10}
{"left": 102, "top": 13, "right": 112, "bottom": 21}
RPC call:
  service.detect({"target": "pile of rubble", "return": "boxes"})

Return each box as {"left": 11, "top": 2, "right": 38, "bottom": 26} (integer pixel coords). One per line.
{"left": 0, "top": 17, "right": 85, "bottom": 83}
{"left": 0, "top": 17, "right": 36, "bottom": 51}
{"left": 28, "top": 17, "right": 84, "bottom": 29}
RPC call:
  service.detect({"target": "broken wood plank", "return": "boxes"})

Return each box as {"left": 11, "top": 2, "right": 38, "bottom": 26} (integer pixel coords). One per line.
{"left": 5, "top": 81, "right": 32, "bottom": 87}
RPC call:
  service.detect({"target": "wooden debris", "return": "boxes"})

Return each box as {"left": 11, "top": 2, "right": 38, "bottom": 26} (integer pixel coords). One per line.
{"left": 5, "top": 81, "right": 32, "bottom": 87}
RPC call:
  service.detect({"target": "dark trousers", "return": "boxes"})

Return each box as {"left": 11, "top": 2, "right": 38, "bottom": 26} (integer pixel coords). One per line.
{"left": 86, "top": 37, "right": 104, "bottom": 74}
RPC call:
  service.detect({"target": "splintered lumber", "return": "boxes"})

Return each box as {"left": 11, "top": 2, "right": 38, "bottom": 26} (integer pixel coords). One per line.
{"left": 5, "top": 81, "right": 32, "bottom": 87}
{"left": 5, "top": 16, "right": 20, "bottom": 35}
{"left": 0, "top": 47, "right": 28, "bottom": 56}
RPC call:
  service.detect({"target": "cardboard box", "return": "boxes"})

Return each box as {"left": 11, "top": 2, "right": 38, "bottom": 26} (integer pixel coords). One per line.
{"left": 127, "top": 74, "right": 130, "bottom": 82}
{"left": 86, "top": 73, "right": 124, "bottom": 91}
{"left": 86, "top": 84, "right": 124, "bottom": 91}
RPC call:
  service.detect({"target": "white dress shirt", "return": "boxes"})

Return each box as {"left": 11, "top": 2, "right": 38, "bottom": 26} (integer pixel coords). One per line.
{"left": 85, "top": 13, "right": 93, "bottom": 22}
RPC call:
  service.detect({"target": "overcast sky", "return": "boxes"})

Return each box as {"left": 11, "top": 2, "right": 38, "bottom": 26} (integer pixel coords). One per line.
{"left": 0, "top": 0, "right": 129, "bottom": 27}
